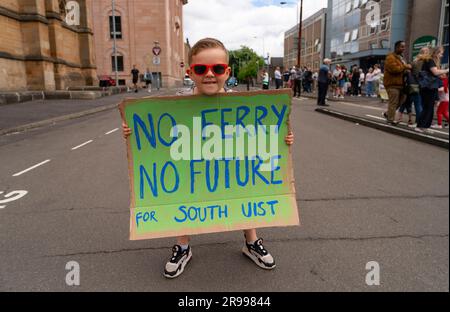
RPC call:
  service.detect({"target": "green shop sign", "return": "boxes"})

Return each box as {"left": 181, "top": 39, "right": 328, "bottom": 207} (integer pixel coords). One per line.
{"left": 412, "top": 36, "right": 437, "bottom": 58}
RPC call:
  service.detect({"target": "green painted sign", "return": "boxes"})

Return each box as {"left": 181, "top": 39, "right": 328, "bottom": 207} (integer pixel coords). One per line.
{"left": 119, "top": 90, "right": 299, "bottom": 240}
{"left": 412, "top": 36, "right": 437, "bottom": 59}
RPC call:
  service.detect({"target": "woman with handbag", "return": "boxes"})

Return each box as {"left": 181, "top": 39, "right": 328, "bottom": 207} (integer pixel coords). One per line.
{"left": 415, "top": 47, "right": 449, "bottom": 133}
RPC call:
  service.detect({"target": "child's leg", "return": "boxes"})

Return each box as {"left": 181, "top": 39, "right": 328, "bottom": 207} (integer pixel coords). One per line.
{"left": 177, "top": 235, "right": 190, "bottom": 246}
{"left": 444, "top": 103, "right": 449, "bottom": 123}
{"left": 244, "top": 229, "right": 257, "bottom": 243}
{"left": 437, "top": 102, "right": 444, "bottom": 126}
{"left": 164, "top": 235, "right": 192, "bottom": 279}
{"left": 242, "top": 229, "right": 276, "bottom": 269}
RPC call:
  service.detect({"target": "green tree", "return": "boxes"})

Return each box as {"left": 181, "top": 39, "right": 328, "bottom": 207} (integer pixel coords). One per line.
{"left": 229, "top": 46, "right": 263, "bottom": 83}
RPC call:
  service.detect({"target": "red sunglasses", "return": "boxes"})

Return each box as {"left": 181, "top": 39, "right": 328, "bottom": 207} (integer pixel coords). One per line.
{"left": 190, "top": 64, "right": 228, "bottom": 76}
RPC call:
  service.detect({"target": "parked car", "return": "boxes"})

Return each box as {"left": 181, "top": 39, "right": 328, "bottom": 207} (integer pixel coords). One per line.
{"left": 99, "top": 75, "right": 116, "bottom": 87}
{"left": 183, "top": 74, "right": 194, "bottom": 86}
{"left": 227, "top": 76, "right": 238, "bottom": 87}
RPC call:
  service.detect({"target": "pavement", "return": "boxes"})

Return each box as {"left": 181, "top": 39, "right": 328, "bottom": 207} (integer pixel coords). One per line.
{"left": 0, "top": 87, "right": 177, "bottom": 135}
{"left": 0, "top": 88, "right": 448, "bottom": 292}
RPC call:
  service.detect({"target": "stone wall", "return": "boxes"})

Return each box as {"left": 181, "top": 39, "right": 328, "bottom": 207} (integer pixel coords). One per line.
{"left": 0, "top": 0, "right": 97, "bottom": 91}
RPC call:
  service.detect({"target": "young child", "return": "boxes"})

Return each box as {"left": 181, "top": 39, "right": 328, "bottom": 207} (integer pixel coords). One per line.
{"left": 122, "top": 38, "right": 295, "bottom": 279}
{"left": 432, "top": 74, "right": 449, "bottom": 129}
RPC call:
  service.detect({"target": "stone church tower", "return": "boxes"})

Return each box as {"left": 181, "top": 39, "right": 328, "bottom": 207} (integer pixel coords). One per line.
{"left": 0, "top": 0, "right": 97, "bottom": 91}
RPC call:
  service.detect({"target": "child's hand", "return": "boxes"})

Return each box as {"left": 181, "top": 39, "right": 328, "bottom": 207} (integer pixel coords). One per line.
{"left": 122, "top": 122, "right": 132, "bottom": 139}
{"left": 285, "top": 131, "right": 294, "bottom": 145}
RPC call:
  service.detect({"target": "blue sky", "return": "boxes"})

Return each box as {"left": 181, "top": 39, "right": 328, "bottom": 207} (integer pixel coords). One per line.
{"left": 184, "top": 0, "right": 328, "bottom": 58}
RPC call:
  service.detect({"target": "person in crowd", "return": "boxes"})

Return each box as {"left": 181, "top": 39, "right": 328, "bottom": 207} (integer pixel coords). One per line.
{"left": 382, "top": 41, "right": 412, "bottom": 125}
{"left": 340, "top": 65, "right": 348, "bottom": 98}
{"left": 351, "top": 65, "right": 360, "bottom": 96}
{"left": 406, "top": 47, "right": 431, "bottom": 125}
{"left": 372, "top": 64, "right": 382, "bottom": 97}
{"left": 416, "top": 46, "right": 449, "bottom": 132}
{"left": 293, "top": 66, "right": 302, "bottom": 97}
{"left": 131, "top": 64, "right": 140, "bottom": 93}
{"left": 261, "top": 69, "right": 269, "bottom": 90}
{"left": 144, "top": 68, "right": 153, "bottom": 93}
{"left": 303, "top": 67, "right": 313, "bottom": 93}
{"left": 332, "top": 65, "right": 342, "bottom": 98}
{"left": 358, "top": 68, "right": 365, "bottom": 96}
{"left": 365, "top": 68, "right": 375, "bottom": 97}
{"left": 317, "top": 58, "right": 332, "bottom": 106}
{"left": 283, "top": 69, "right": 291, "bottom": 88}
{"left": 432, "top": 73, "right": 449, "bottom": 129}
{"left": 274, "top": 66, "right": 282, "bottom": 89}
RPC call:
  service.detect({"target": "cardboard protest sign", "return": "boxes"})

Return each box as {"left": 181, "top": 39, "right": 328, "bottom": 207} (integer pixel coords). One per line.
{"left": 119, "top": 89, "right": 299, "bottom": 240}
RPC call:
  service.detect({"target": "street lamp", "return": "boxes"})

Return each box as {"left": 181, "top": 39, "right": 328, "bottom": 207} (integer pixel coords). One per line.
{"left": 280, "top": 0, "right": 303, "bottom": 68}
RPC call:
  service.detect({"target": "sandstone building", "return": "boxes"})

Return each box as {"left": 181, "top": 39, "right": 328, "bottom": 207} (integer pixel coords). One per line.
{"left": 0, "top": 0, "right": 97, "bottom": 91}
{"left": 91, "top": 0, "right": 188, "bottom": 88}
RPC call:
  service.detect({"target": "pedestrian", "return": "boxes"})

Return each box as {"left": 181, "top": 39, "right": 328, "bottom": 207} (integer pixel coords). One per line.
{"left": 396, "top": 96, "right": 414, "bottom": 126}
{"left": 416, "top": 46, "right": 449, "bottom": 132}
{"left": 365, "top": 68, "right": 375, "bottom": 97}
{"left": 261, "top": 69, "right": 269, "bottom": 90}
{"left": 303, "top": 67, "right": 313, "bottom": 93}
{"left": 351, "top": 66, "right": 360, "bottom": 96}
{"left": 121, "top": 37, "right": 295, "bottom": 278}
{"left": 407, "top": 47, "right": 430, "bottom": 125}
{"left": 131, "top": 64, "right": 140, "bottom": 93}
{"left": 317, "top": 58, "right": 332, "bottom": 106}
{"left": 333, "top": 65, "right": 343, "bottom": 98}
{"left": 290, "top": 66, "right": 297, "bottom": 90}
{"left": 293, "top": 66, "right": 302, "bottom": 97}
{"left": 339, "top": 66, "right": 347, "bottom": 99}
{"left": 274, "top": 66, "right": 282, "bottom": 89}
{"left": 283, "top": 70, "right": 290, "bottom": 88}
{"left": 432, "top": 73, "right": 449, "bottom": 129}
{"left": 144, "top": 68, "right": 153, "bottom": 93}
{"left": 372, "top": 64, "right": 382, "bottom": 97}
{"left": 312, "top": 71, "right": 318, "bottom": 92}
{"left": 382, "top": 41, "right": 412, "bottom": 125}
{"left": 358, "top": 69, "right": 365, "bottom": 96}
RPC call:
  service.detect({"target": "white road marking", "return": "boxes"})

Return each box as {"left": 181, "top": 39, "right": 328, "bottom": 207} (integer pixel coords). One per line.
{"left": 366, "top": 114, "right": 386, "bottom": 121}
{"left": 105, "top": 128, "right": 119, "bottom": 135}
{"left": 336, "top": 101, "right": 384, "bottom": 111}
{"left": 12, "top": 160, "right": 51, "bottom": 177}
{"left": 0, "top": 190, "right": 28, "bottom": 209}
{"left": 71, "top": 140, "right": 93, "bottom": 150}
{"left": 428, "top": 129, "right": 449, "bottom": 136}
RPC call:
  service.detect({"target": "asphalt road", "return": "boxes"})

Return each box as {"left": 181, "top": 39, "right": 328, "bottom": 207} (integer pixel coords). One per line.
{"left": 0, "top": 95, "right": 448, "bottom": 291}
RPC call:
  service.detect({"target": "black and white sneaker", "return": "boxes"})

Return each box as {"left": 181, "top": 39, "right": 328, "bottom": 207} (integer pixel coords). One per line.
{"left": 163, "top": 245, "right": 192, "bottom": 279}
{"left": 242, "top": 238, "right": 276, "bottom": 270}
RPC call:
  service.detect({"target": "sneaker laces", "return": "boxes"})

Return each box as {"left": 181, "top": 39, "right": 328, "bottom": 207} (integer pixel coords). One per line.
{"left": 255, "top": 238, "right": 268, "bottom": 256}
{"left": 171, "top": 245, "right": 182, "bottom": 262}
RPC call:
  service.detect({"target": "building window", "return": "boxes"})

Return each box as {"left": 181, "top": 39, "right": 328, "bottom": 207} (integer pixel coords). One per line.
{"left": 351, "top": 29, "right": 359, "bottom": 41}
{"left": 344, "top": 32, "right": 351, "bottom": 43}
{"left": 109, "top": 16, "right": 122, "bottom": 39}
{"left": 353, "top": 0, "right": 360, "bottom": 9}
{"left": 380, "top": 17, "right": 390, "bottom": 32}
{"left": 361, "top": 0, "right": 369, "bottom": 6}
{"left": 345, "top": 2, "right": 352, "bottom": 13}
{"left": 380, "top": 40, "right": 390, "bottom": 49}
{"left": 370, "top": 42, "right": 378, "bottom": 49}
{"left": 369, "top": 26, "right": 377, "bottom": 35}
{"left": 118, "top": 79, "right": 126, "bottom": 86}
{"left": 111, "top": 55, "right": 124, "bottom": 72}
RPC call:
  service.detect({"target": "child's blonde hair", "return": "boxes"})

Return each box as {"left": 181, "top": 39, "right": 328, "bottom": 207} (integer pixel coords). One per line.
{"left": 188, "top": 38, "right": 229, "bottom": 65}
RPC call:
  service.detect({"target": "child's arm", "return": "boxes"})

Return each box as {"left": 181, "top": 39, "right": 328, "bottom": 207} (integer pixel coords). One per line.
{"left": 122, "top": 122, "right": 132, "bottom": 139}
{"left": 285, "top": 131, "right": 294, "bottom": 145}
